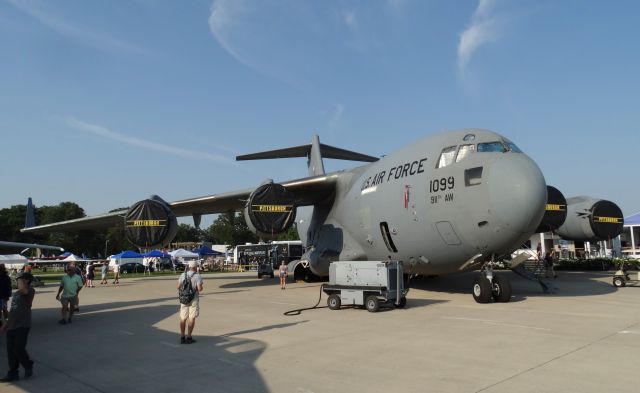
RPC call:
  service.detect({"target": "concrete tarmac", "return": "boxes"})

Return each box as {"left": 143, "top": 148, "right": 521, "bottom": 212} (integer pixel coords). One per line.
{"left": 1, "top": 270, "right": 639, "bottom": 393}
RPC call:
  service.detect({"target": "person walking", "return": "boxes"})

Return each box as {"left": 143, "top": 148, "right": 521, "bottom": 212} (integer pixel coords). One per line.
{"left": 112, "top": 262, "right": 120, "bottom": 285}
{"left": 55, "top": 265, "right": 84, "bottom": 325}
{"left": 177, "top": 261, "right": 203, "bottom": 344}
{"left": 544, "top": 249, "right": 558, "bottom": 278}
{"left": 86, "top": 262, "right": 95, "bottom": 288}
{"left": 100, "top": 262, "right": 109, "bottom": 285}
{"left": 0, "top": 265, "right": 11, "bottom": 327}
{"left": 0, "top": 272, "right": 35, "bottom": 382}
{"left": 279, "top": 261, "right": 288, "bottom": 290}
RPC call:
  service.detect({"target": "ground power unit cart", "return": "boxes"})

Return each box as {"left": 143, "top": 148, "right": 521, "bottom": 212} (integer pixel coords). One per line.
{"left": 322, "top": 261, "right": 408, "bottom": 312}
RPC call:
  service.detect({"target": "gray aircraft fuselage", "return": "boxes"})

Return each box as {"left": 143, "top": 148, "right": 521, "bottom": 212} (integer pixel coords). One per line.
{"left": 300, "top": 129, "right": 547, "bottom": 276}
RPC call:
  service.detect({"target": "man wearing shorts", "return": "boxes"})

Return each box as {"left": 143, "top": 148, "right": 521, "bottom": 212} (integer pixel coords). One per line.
{"left": 55, "top": 265, "right": 83, "bottom": 325}
{"left": 177, "top": 261, "right": 203, "bottom": 344}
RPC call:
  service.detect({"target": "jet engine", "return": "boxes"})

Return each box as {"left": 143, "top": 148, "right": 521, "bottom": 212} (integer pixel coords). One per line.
{"left": 555, "top": 197, "right": 623, "bottom": 241}
{"left": 534, "top": 186, "right": 568, "bottom": 233}
{"left": 244, "top": 183, "right": 297, "bottom": 239}
{"left": 124, "top": 195, "right": 178, "bottom": 248}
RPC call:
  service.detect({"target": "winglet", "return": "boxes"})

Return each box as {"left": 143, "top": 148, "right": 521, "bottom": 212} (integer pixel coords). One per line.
{"left": 236, "top": 134, "right": 379, "bottom": 177}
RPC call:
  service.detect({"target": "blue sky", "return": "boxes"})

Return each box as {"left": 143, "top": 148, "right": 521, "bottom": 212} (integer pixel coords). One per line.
{"left": 1, "top": 0, "right": 639, "bottom": 227}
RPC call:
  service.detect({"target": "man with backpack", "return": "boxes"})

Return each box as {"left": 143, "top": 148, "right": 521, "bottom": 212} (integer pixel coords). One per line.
{"left": 177, "top": 261, "right": 203, "bottom": 344}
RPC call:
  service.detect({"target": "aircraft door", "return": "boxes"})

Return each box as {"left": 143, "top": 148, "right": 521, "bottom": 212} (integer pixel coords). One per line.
{"left": 435, "top": 221, "right": 462, "bottom": 246}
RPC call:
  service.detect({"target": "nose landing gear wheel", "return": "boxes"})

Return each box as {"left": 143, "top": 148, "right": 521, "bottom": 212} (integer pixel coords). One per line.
{"left": 472, "top": 276, "right": 493, "bottom": 303}
{"left": 491, "top": 274, "right": 512, "bottom": 303}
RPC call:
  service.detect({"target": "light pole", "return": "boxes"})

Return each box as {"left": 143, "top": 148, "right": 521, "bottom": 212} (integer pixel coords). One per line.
{"left": 104, "top": 239, "right": 110, "bottom": 259}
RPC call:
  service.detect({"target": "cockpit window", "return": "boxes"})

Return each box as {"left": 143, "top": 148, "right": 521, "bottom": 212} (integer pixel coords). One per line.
{"left": 477, "top": 141, "right": 506, "bottom": 153}
{"left": 504, "top": 141, "right": 523, "bottom": 153}
{"left": 437, "top": 146, "right": 457, "bottom": 168}
{"left": 456, "top": 144, "right": 475, "bottom": 163}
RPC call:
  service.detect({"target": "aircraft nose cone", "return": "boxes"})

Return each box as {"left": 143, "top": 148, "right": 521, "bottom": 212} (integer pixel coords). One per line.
{"left": 488, "top": 155, "right": 546, "bottom": 237}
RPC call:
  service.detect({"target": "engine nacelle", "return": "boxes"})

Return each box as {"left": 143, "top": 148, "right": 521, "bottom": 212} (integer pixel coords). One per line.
{"left": 124, "top": 195, "right": 178, "bottom": 248}
{"left": 555, "top": 196, "right": 623, "bottom": 241}
{"left": 244, "top": 183, "right": 297, "bottom": 239}
{"left": 535, "top": 186, "right": 568, "bottom": 233}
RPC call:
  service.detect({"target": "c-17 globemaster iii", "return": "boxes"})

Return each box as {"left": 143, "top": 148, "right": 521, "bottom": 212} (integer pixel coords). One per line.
{"left": 22, "top": 129, "right": 623, "bottom": 303}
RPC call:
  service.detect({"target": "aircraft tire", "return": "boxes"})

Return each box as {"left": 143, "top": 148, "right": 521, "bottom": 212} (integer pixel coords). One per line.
{"left": 327, "top": 294, "right": 341, "bottom": 310}
{"left": 613, "top": 276, "right": 626, "bottom": 287}
{"left": 270, "top": 273, "right": 274, "bottom": 278}
{"left": 365, "top": 295, "right": 380, "bottom": 312}
{"left": 258, "top": 273, "right": 262, "bottom": 279}
{"left": 492, "top": 274, "right": 512, "bottom": 303}
{"left": 472, "top": 276, "right": 493, "bottom": 303}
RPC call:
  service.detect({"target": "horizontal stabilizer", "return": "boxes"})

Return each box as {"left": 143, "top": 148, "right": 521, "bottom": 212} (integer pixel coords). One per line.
{"left": 236, "top": 142, "right": 378, "bottom": 163}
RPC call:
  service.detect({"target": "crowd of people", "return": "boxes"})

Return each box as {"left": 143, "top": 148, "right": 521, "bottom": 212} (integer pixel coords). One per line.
{"left": 0, "top": 255, "right": 292, "bottom": 384}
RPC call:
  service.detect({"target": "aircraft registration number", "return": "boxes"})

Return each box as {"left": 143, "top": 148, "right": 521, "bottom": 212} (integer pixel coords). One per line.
{"left": 429, "top": 176, "right": 454, "bottom": 193}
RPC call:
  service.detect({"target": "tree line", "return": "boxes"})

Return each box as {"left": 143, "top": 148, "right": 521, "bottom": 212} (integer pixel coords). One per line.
{"left": 0, "top": 202, "right": 299, "bottom": 257}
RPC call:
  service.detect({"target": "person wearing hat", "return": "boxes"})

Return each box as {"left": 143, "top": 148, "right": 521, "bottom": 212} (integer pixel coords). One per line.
{"left": 0, "top": 272, "right": 35, "bottom": 382}
{"left": 177, "top": 260, "right": 203, "bottom": 344}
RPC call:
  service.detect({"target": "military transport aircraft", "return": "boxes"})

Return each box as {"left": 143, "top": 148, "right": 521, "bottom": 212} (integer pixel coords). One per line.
{"left": 21, "top": 129, "right": 623, "bottom": 303}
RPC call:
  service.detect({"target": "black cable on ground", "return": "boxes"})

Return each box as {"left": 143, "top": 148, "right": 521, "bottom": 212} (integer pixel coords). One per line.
{"left": 283, "top": 284, "right": 326, "bottom": 316}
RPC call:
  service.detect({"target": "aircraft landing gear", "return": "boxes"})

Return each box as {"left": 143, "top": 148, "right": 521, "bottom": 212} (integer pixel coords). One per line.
{"left": 473, "top": 264, "right": 512, "bottom": 304}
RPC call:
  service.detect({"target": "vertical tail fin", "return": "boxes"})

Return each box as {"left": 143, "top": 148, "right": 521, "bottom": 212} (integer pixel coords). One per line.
{"left": 308, "top": 134, "right": 325, "bottom": 176}
{"left": 25, "top": 197, "right": 35, "bottom": 228}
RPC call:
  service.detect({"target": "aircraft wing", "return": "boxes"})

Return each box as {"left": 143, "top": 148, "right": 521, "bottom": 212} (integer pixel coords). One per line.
{"left": 0, "top": 241, "right": 65, "bottom": 252}
{"left": 21, "top": 174, "right": 338, "bottom": 234}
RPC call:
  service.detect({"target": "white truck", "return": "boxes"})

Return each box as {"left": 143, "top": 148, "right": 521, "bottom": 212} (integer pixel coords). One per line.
{"left": 322, "top": 261, "right": 408, "bottom": 312}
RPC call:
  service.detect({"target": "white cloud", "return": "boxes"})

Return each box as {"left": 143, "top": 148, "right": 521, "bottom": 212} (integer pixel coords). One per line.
{"left": 342, "top": 11, "right": 358, "bottom": 31}
{"left": 328, "top": 103, "right": 345, "bottom": 130}
{"left": 7, "top": 0, "right": 145, "bottom": 53}
{"left": 457, "top": 0, "right": 502, "bottom": 74}
{"left": 67, "top": 118, "right": 231, "bottom": 163}
{"left": 208, "top": 0, "right": 254, "bottom": 69}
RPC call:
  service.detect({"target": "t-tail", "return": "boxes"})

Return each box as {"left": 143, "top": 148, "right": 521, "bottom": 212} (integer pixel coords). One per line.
{"left": 236, "top": 134, "right": 379, "bottom": 176}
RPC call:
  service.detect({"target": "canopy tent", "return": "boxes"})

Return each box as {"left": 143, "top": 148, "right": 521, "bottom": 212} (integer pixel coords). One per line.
{"left": 143, "top": 250, "right": 170, "bottom": 258}
{"left": 169, "top": 249, "right": 199, "bottom": 259}
{"left": 193, "top": 246, "right": 224, "bottom": 256}
{"left": 109, "top": 251, "right": 144, "bottom": 266}
{"left": 63, "top": 254, "right": 85, "bottom": 261}
{"left": 623, "top": 213, "right": 640, "bottom": 257}
{"left": 0, "top": 254, "right": 28, "bottom": 269}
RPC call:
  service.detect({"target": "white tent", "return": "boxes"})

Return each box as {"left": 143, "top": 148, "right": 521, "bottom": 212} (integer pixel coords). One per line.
{"left": 0, "top": 254, "right": 29, "bottom": 270}
{"left": 169, "top": 249, "right": 199, "bottom": 259}
{"left": 63, "top": 254, "right": 84, "bottom": 261}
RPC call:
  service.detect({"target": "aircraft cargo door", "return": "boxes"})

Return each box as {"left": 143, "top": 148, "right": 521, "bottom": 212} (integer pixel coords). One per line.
{"left": 435, "top": 221, "right": 461, "bottom": 246}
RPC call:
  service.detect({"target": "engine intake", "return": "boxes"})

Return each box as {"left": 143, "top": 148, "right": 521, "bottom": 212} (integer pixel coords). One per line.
{"left": 124, "top": 195, "right": 178, "bottom": 248}
{"left": 555, "top": 197, "right": 623, "bottom": 241}
{"left": 534, "top": 186, "right": 567, "bottom": 233}
{"left": 245, "top": 183, "right": 297, "bottom": 239}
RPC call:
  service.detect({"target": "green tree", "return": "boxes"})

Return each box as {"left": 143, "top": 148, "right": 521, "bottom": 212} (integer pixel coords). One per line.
{"left": 205, "top": 211, "right": 258, "bottom": 247}
{"left": 174, "top": 223, "right": 205, "bottom": 243}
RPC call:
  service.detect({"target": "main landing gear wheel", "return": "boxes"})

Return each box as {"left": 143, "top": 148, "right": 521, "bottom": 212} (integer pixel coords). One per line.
{"left": 472, "top": 276, "right": 493, "bottom": 303}
{"left": 327, "top": 294, "right": 341, "bottom": 310}
{"left": 491, "top": 274, "right": 512, "bottom": 303}
{"left": 365, "top": 295, "right": 380, "bottom": 312}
